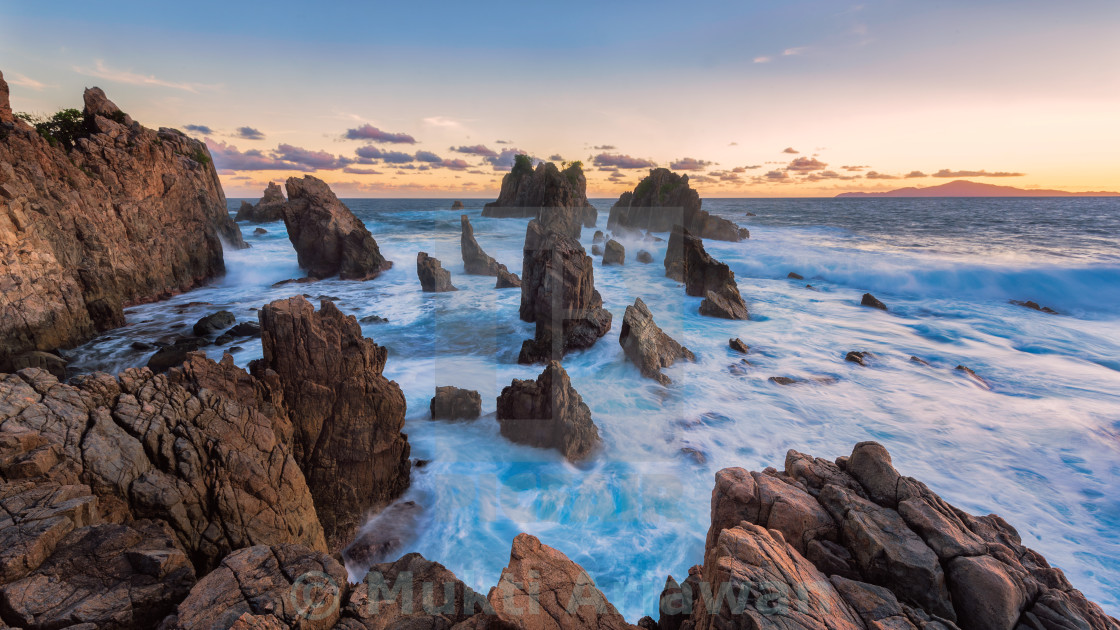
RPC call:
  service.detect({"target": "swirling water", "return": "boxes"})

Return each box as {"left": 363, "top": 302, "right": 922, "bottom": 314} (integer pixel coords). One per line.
{"left": 67, "top": 197, "right": 1120, "bottom": 619}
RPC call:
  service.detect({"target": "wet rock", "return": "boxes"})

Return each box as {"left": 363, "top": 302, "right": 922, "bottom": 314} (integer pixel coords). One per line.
{"left": 728, "top": 359, "right": 750, "bottom": 375}
{"left": 517, "top": 219, "right": 612, "bottom": 364}
{"left": 680, "top": 447, "right": 707, "bottom": 465}
{"left": 342, "top": 500, "right": 424, "bottom": 570}
{"left": 609, "top": 168, "right": 748, "bottom": 241}
{"left": 253, "top": 296, "right": 410, "bottom": 548}
{"left": 769, "top": 375, "right": 837, "bottom": 386}
{"left": 417, "top": 252, "right": 458, "bottom": 292}
{"left": 0, "top": 520, "right": 196, "bottom": 629}
{"left": 788, "top": 271, "right": 805, "bottom": 280}
{"left": 0, "top": 77, "right": 245, "bottom": 360}
{"left": 359, "top": 315, "right": 388, "bottom": 324}
{"left": 129, "top": 341, "right": 153, "bottom": 351}
{"left": 3, "top": 351, "right": 67, "bottom": 380}
{"left": 253, "top": 227, "right": 267, "bottom": 235}
{"left": 489, "top": 533, "right": 631, "bottom": 629}
{"left": 637, "top": 250, "right": 654, "bottom": 264}
{"left": 955, "top": 365, "right": 991, "bottom": 390}
{"left": 496, "top": 361, "right": 600, "bottom": 461}
{"left": 225, "top": 321, "right": 262, "bottom": 338}
{"left": 452, "top": 200, "right": 465, "bottom": 210}
{"left": 145, "top": 336, "right": 208, "bottom": 373}
{"left": 593, "top": 230, "right": 606, "bottom": 244}
{"left": 166, "top": 544, "right": 347, "bottom": 630}
{"left": 845, "top": 351, "right": 870, "bottom": 366}
{"left": 603, "top": 239, "right": 625, "bottom": 265}
{"left": 496, "top": 268, "right": 522, "bottom": 289}
{"left": 430, "top": 386, "right": 482, "bottom": 420}
{"left": 1011, "top": 300, "right": 1058, "bottom": 314}
{"left": 461, "top": 214, "right": 514, "bottom": 277}
{"left": 282, "top": 175, "right": 391, "bottom": 280}
{"left": 665, "top": 226, "right": 748, "bottom": 320}
{"left": 619, "top": 298, "right": 694, "bottom": 384}
{"left": 235, "top": 182, "right": 288, "bottom": 223}
{"left": 861, "top": 293, "right": 888, "bottom": 311}
{"left": 345, "top": 551, "right": 489, "bottom": 628}
{"left": 483, "top": 159, "right": 596, "bottom": 236}
{"left": 910, "top": 356, "right": 931, "bottom": 366}
{"left": 728, "top": 338, "right": 749, "bottom": 354}
{"left": 192, "top": 310, "right": 235, "bottom": 336}
{"left": 592, "top": 243, "right": 605, "bottom": 256}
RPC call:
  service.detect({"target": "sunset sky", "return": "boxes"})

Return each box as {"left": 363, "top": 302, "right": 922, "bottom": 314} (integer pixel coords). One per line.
{"left": 2, "top": 0, "right": 1118, "bottom": 198}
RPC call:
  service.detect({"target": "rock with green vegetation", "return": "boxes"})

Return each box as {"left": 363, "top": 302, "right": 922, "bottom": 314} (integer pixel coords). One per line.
{"left": 482, "top": 156, "right": 597, "bottom": 236}
{"left": 609, "top": 168, "right": 749, "bottom": 241}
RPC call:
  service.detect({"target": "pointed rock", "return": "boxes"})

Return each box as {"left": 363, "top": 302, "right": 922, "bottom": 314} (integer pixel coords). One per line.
{"left": 619, "top": 298, "right": 694, "bottom": 384}
{"left": 665, "top": 226, "right": 748, "bottom": 319}
{"left": 0, "top": 70, "right": 12, "bottom": 123}
{"left": 282, "top": 175, "right": 391, "bottom": 280}
{"left": 236, "top": 182, "right": 287, "bottom": 223}
{"left": 861, "top": 293, "right": 888, "bottom": 310}
{"left": 417, "top": 251, "right": 457, "bottom": 292}
{"left": 82, "top": 86, "right": 133, "bottom": 125}
{"left": 461, "top": 214, "right": 514, "bottom": 277}
{"left": 496, "top": 361, "right": 599, "bottom": 461}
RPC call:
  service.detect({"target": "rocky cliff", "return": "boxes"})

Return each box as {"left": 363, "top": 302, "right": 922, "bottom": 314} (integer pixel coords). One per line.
{"left": 282, "top": 175, "right": 391, "bottom": 281}
{"left": 482, "top": 158, "right": 597, "bottom": 232}
{"left": 609, "top": 168, "right": 749, "bottom": 241}
{"left": 0, "top": 70, "right": 245, "bottom": 367}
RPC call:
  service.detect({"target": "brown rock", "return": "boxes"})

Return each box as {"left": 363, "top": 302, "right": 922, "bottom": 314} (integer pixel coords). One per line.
{"left": 0, "top": 80, "right": 245, "bottom": 360}
{"left": 0, "top": 520, "right": 195, "bottom": 629}
{"left": 619, "top": 298, "right": 694, "bottom": 384}
{"left": 830, "top": 576, "right": 918, "bottom": 629}
{"left": 431, "top": 386, "right": 482, "bottom": 420}
{"left": 517, "top": 219, "right": 612, "bottom": 364}
{"left": 0, "top": 480, "right": 99, "bottom": 584}
{"left": 168, "top": 544, "right": 347, "bottom": 630}
{"left": 862, "top": 293, "right": 888, "bottom": 310}
{"left": 462, "top": 214, "right": 514, "bottom": 277}
{"left": 452, "top": 200, "right": 465, "bottom": 210}
{"left": 728, "top": 338, "right": 748, "bottom": 354}
{"left": 235, "top": 182, "right": 288, "bottom": 223}
{"left": 788, "top": 272, "right": 805, "bottom": 280}
{"left": 483, "top": 159, "right": 596, "bottom": 236}
{"left": 0, "top": 70, "right": 12, "bottom": 123}
{"left": 845, "top": 351, "right": 870, "bottom": 366}
{"left": 282, "top": 175, "right": 391, "bottom": 280}
{"left": 3, "top": 352, "right": 66, "bottom": 380}
{"left": 608, "top": 169, "right": 748, "bottom": 241}
{"left": 496, "top": 268, "right": 522, "bottom": 289}
{"left": 495, "top": 361, "right": 600, "bottom": 462}
{"left": 664, "top": 226, "right": 748, "bottom": 319}
{"left": 636, "top": 250, "right": 653, "bottom": 264}
{"left": 955, "top": 365, "right": 991, "bottom": 390}
{"left": 603, "top": 239, "right": 625, "bottom": 265}
{"left": 417, "top": 252, "right": 458, "bottom": 292}
{"left": 253, "top": 297, "right": 410, "bottom": 547}
{"left": 489, "top": 533, "right": 632, "bottom": 629}
{"left": 345, "top": 552, "right": 490, "bottom": 628}
{"left": 193, "top": 309, "right": 236, "bottom": 336}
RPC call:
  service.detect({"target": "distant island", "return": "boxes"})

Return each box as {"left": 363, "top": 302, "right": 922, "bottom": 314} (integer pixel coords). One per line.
{"left": 836, "top": 179, "right": 1120, "bottom": 198}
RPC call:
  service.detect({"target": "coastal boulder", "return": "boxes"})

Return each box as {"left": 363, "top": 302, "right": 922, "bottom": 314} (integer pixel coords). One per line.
{"left": 461, "top": 214, "right": 513, "bottom": 277}
{"left": 282, "top": 175, "right": 391, "bottom": 280}
{"left": 609, "top": 169, "right": 748, "bottom": 241}
{"left": 252, "top": 296, "right": 410, "bottom": 547}
{"left": 235, "top": 182, "right": 288, "bottom": 223}
{"left": 665, "top": 226, "right": 748, "bottom": 319}
{"left": 603, "top": 239, "right": 625, "bottom": 265}
{"left": 518, "top": 219, "right": 612, "bottom": 364}
{"left": 417, "top": 252, "right": 458, "bottom": 292}
{"left": 636, "top": 250, "right": 654, "bottom": 264}
{"left": 861, "top": 293, "right": 888, "bottom": 310}
{"left": 495, "top": 361, "right": 599, "bottom": 461}
{"left": 619, "top": 297, "right": 694, "bottom": 384}
{"left": 452, "top": 200, "right": 465, "bottom": 210}
{"left": 430, "top": 386, "right": 482, "bottom": 420}
{"left": 482, "top": 157, "right": 596, "bottom": 236}
{"left": 192, "top": 310, "right": 235, "bottom": 336}
{"left": 346, "top": 552, "right": 489, "bottom": 628}
{"left": 496, "top": 268, "right": 522, "bottom": 289}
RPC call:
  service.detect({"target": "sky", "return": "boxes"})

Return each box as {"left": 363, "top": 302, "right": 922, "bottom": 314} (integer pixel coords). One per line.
{"left": 2, "top": 0, "right": 1118, "bottom": 198}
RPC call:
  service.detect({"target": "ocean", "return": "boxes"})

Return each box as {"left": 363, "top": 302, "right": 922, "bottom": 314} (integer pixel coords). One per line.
{"left": 66, "top": 197, "right": 1120, "bottom": 619}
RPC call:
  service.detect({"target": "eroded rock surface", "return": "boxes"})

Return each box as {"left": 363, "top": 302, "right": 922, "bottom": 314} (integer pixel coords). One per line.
{"left": 235, "top": 182, "right": 288, "bottom": 223}
{"left": 619, "top": 298, "right": 694, "bottom": 384}
{"left": 430, "top": 386, "right": 482, "bottom": 420}
{"left": 462, "top": 214, "right": 518, "bottom": 282}
{"left": 603, "top": 239, "right": 625, "bottom": 265}
{"left": 282, "top": 175, "right": 391, "bottom": 280}
{"left": 609, "top": 169, "right": 748, "bottom": 241}
{"left": 665, "top": 226, "right": 748, "bottom": 319}
{"left": 496, "top": 361, "right": 599, "bottom": 461}
{"left": 483, "top": 160, "right": 596, "bottom": 236}
{"left": 417, "top": 252, "right": 458, "bottom": 292}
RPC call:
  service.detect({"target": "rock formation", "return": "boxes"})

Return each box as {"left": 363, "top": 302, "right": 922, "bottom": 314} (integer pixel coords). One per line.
{"left": 496, "top": 267, "right": 522, "bottom": 289}
{"left": 496, "top": 360, "right": 600, "bottom": 461}
{"left": 482, "top": 158, "right": 597, "bottom": 235}
{"left": 862, "top": 293, "right": 888, "bottom": 310}
{"left": 729, "top": 337, "right": 749, "bottom": 354}
{"left": 461, "top": 214, "right": 520, "bottom": 285}
{"left": 416, "top": 252, "right": 458, "bottom": 292}
{"left": 603, "top": 239, "right": 625, "bottom": 265}
{"left": 281, "top": 175, "right": 391, "bottom": 280}
{"left": 0, "top": 72, "right": 246, "bottom": 366}
{"left": 452, "top": 200, "right": 465, "bottom": 210}
{"left": 430, "top": 386, "right": 482, "bottom": 420}
{"left": 234, "top": 181, "right": 288, "bottom": 223}
{"left": 252, "top": 297, "right": 410, "bottom": 547}
{"left": 619, "top": 298, "right": 694, "bottom": 384}
{"left": 665, "top": 226, "right": 749, "bottom": 319}
{"left": 609, "top": 169, "right": 749, "bottom": 241}
{"left": 636, "top": 250, "right": 654, "bottom": 263}
{"left": 518, "top": 219, "right": 612, "bottom": 364}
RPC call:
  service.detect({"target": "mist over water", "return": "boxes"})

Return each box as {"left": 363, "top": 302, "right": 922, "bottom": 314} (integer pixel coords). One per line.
{"left": 67, "top": 197, "right": 1120, "bottom": 619}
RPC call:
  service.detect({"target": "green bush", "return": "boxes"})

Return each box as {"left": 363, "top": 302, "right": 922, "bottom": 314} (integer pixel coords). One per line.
{"left": 511, "top": 153, "right": 534, "bottom": 177}
{"left": 19, "top": 109, "right": 88, "bottom": 151}
{"left": 634, "top": 177, "right": 653, "bottom": 199}
{"left": 189, "top": 148, "right": 211, "bottom": 165}
{"left": 562, "top": 160, "right": 583, "bottom": 187}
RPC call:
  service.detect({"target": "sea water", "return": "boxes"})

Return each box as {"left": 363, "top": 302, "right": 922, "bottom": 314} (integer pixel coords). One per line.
{"left": 66, "top": 197, "right": 1120, "bottom": 619}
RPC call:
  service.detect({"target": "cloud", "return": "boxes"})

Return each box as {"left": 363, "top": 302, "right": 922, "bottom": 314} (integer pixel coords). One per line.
{"left": 670, "top": 157, "right": 713, "bottom": 171}
{"left": 782, "top": 147, "right": 800, "bottom": 154}
{"left": 728, "top": 142, "right": 739, "bottom": 146}
{"left": 786, "top": 157, "right": 828, "bottom": 172}
{"left": 343, "top": 167, "right": 382, "bottom": 175}
{"left": 414, "top": 150, "right": 443, "bottom": 163}
{"left": 905, "top": 171, "right": 928, "bottom": 178}
{"left": 452, "top": 144, "right": 498, "bottom": 158}
{"left": 783, "top": 47, "right": 807, "bottom": 56}
{"left": 495, "top": 139, "right": 513, "bottom": 144}
{"left": 841, "top": 165, "right": 869, "bottom": 172}
{"left": 73, "top": 60, "right": 217, "bottom": 93}
{"left": 6, "top": 73, "right": 48, "bottom": 90}
{"left": 436, "top": 159, "right": 470, "bottom": 171}
{"left": 184, "top": 124, "right": 214, "bottom": 135}
{"left": 236, "top": 126, "right": 265, "bottom": 140}
{"left": 593, "top": 145, "right": 617, "bottom": 150}
{"left": 549, "top": 154, "right": 563, "bottom": 161}
{"left": 274, "top": 144, "right": 352, "bottom": 170}
{"left": 344, "top": 124, "right": 417, "bottom": 144}
{"left": 753, "top": 56, "right": 772, "bottom": 64}
{"left": 423, "top": 116, "right": 461, "bottom": 128}
{"left": 932, "top": 169, "right": 1025, "bottom": 178}
{"left": 765, "top": 170, "right": 790, "bottom": 180}
{"left": 485, "top": 148, "right": 533, "bottom": 171}
{"left": 356, "top": 145, "right": 415, "bottom": 164}
{"left": 207, "top": 139, "right": 304, "bottom": 171}
{"left": 804, "top": 170, "right": 860, "bottom": 182}
{"left": 691, "top": 175, "right": 717, "bottom": 184}
{"left": 593, "top": 153, "right": 657, "bottom": 169}
{"left": 865, "top": 171, "right": 899, "bottom": 179}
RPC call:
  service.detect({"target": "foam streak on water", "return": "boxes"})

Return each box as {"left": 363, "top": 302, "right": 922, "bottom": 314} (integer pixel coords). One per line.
{"left": 66, "top": 198, "right": 1120, "bottom": 619}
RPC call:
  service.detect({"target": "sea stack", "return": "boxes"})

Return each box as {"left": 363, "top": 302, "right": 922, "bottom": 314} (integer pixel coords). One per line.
{"left": 665, "top": 226, "right": 749, "bottom": 319}
{"left": 252, "top": 296, "right": 410, "bottom": 547}
{"left": 609, "top": 168, "right": 749, "bottom": 241}
{"left": 235, "top": 181, "right": 288, "bottom": 222}
{"left": 517, "top": 218, "right": 612, "bottom": 364}
{"left": 0, "top": 75, "right": 246, "bottom": 366}
{"left": 417, "top": 251, "right": 458, "bottom": 292}
{"left": 282, "top": 175, "right": 392, "bottom": 280}
{"left": 495, "top": 360, "right": 600, "bottom": 461}
{"left": 460, "top": 214, "right": 519, "bottom": 284}
{"left": 482, "top": 155, "right": 597, "bottom": 235}
{"left": 619, "top": 297, "right": 694, "bottom": 384}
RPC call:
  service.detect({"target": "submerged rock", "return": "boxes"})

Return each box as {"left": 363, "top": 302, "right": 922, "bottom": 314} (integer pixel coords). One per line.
{"left": 636, "top": 250, "right": 654, "bottom": 263}
{"left": 0, "top": 74, "right": 245, "bottom": 360}
{"left": 862, "top": 293, "right": 888, "bottom": 310}
{"left": 593, "top": 230, "right": 606, "bottom": 244}
{"left": 451, "top": 200, "right": 465, "bottom": 210}
{"left": 592, "top": 243, "right": 604, "bottom": 256}
{"left": 603, "top": 238, "right": 626, "bottom": 265}
{"left": 788, "top": 271, "right": 805, "bottom": 280}
{"left": 845, "top": 350, "right": 870, "bottom": 366}
{"left": 235, "top": 181, "right": 287, "bottom": 223}
{"left": 483, "top": 158, "right": 596, "bottom": 236}
{"left": 253, "top": 227, "right": 267, "bottom": 235}
{"left": 417, "top": 251, "right": 458, "bottom": 292}
{"left": 496, "top": 361, "right": 600, "bottom": 461}
{"left": 253, "top": 296, "right": 410, "bottom": 547}
{"left": 619, "top": 297, "right": 694, "bottom": 384}
{"left": 342, "top": 499, "right": 424, "bottom": 570}
{"left": 1011, "top": 299, "right": 1058, "bottom": 314}
{"left": 282, "top": 175, "right": 391, "bottom": 280}
{"left": 517, "top": 219, "right": 612, "bottom": 364}
{"left": 430, "top": 386, "right": 482, "bottom": 420}
{"left": 609, "top": 168, "right": 749, "bottom": 241}
{"left": 665, "top": 226, "right": 748, "bottom": 319}
{"left": 955, "top": 364, "right": 991, "bottom": 389}
{"left": 729, "top": 337, "right": 749, "bottom": 354}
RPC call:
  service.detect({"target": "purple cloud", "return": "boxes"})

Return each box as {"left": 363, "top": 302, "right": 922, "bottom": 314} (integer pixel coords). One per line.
{"left": 344, "top": 124, "right": 417, "bottom": 144}
{"left": 184, "top": 124, "right": 213, "bottom": 135}
{"left": 865, "top": 171, "right": 899, "bottom": 180}
{"left": 786, "top": 157, "right": 828, "bottom": 172}
{"left": 236, "top": 126, "right": 264, "bottom": 140}
{"left": 452, "top": 144, "right": 498, "bottom": 158}
{"left": 670, "top": 157, "right": 712, "bottom": 171}
{"left": 356, "top": 145, "right": 415, "bottom": 164}
{"left": 933, "top": 169, "right": 1025, "bottom": 178}
{"left": 274, "top": 144, "right": 351, "bottom": 170}
{"left": 905, "top": 170, "right": 928, "bottom": 178}
{"left": 593, "top": 153, "right": 656, "bottom": 169}
{"left": 414, "top": 150, "right": 443, "bottom": 163}
{"left": 782, "top": 147, "right": 800, "bottom": 154}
